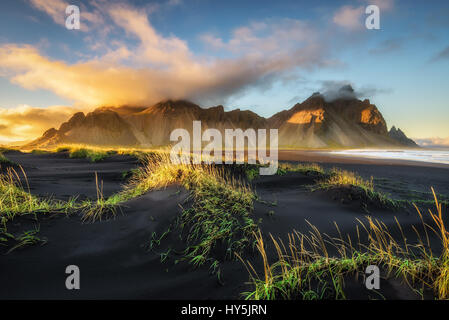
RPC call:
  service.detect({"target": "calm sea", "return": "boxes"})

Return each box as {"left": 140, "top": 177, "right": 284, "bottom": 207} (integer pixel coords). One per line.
{"left": 329, "top": 149, "right": 449, "bottom": 165}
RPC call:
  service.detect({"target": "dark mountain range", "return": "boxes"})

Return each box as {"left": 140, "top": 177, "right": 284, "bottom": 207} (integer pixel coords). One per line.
{"left": 26, "top": 86, "right": 417, "bottom": 149}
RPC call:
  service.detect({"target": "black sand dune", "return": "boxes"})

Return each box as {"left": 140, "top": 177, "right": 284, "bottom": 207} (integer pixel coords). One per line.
{"left": 2, "top": 187, "right": 252, "bottom": 299}
{"left": 1, "top": 152, "right": 251, "bottom": 299}
{"left": 3, "top": 151, "right": 140, "bottom": 201}
{"left": 1, "top": 151, "right": 448, "bottom": 299}
{"left": 279, "top": 150, "right": 449, "bottom": 198}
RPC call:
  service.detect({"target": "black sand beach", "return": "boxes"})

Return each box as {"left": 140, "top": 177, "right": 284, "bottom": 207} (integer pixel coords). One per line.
{"left": 1, "top": 151, "right": 448, "bottom": 299}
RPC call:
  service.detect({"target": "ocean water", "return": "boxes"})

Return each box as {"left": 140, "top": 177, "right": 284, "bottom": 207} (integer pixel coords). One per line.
{"left": 329, "top": 149, "right": 449, "bottom": 165}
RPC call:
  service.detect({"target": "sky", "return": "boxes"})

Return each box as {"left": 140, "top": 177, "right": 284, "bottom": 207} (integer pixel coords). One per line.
{"left": 0, "top": 0, "right": 448, "bottom": 145}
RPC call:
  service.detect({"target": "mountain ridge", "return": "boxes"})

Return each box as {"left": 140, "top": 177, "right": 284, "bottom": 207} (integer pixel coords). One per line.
{"left": 25, "top": 87, "right": 418, "bottom": 149}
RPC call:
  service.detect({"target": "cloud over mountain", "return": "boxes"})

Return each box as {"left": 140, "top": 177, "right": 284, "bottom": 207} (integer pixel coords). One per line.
{"left": 0, "top": 2, "right": 333, "bottom": 110}
{"left": 26, "top": 90, "right": 417, "bottom": 149}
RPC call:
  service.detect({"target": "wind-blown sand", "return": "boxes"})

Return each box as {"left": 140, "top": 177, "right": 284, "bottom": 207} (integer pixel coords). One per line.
{"left": 1, "top": 151, "right": 448, "bottom": 299}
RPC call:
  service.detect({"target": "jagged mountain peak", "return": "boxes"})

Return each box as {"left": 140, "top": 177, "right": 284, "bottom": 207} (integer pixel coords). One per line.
{"left": 26, "top": 93, "right": 418, "bottom": 149}
{"left": 389, "top": 126, "right": 418, "bottom": 147}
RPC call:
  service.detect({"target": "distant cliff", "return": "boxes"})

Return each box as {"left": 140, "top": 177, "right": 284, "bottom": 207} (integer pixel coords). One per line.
{"left": 389, "top": 126, "right": 418, "bottom": 147}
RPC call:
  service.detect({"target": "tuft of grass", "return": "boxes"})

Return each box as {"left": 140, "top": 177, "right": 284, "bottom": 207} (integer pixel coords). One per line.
{"left": 121, "top": 168, "right": 140, "bottom": 181}
{"left": 48, "top": 144, "right": 159, "bottom": 160}
{"left": 278, "top": 162, "right": 326, "bottom": 177}
{"left": 314, "top": 168, "right": 397, "bottom": 210}
{"left": 30, "top": 149, "right": 50, "bottom": 155}
{"left": 241, "top": 188, "right": 449, "bottom": 300}
{"left": 0, "top": 166, "right": 78, "bottom": 221}
{"left": 273, "top": 163, "right": 397, "bottom": 210}
{"left": 68, "top": 148, "right": 111, "bottom": 162}
{"left": 177, "top": 166, "right": 256, "bottom": 267}
{"left": 133, "top": 154, "right": 257, "bottom": 267}
{"left": 242, "top": 162, "right": 326, "bottom": 181}
{"left": 0, "top": 152, "right": 15, "bottom": 167}
{"left": 5, "top": 226, "right": 47, "bottom": 254}
{"left": 322, "top": 168, "right": 374, "bottom": 191}
{"left": 47, "top": 144, "right": 157, "bottom": 162}
{"left": 244, "top": 165, "right": 260, "bottom": 181}
{"left": 81, "top": 172, "right": 119, "bottom": 221}
{"left": 83, "top": 152, "right": 258, "bottom": 267}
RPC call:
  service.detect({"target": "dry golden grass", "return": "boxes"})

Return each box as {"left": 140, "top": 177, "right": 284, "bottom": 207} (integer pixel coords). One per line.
{"left": 0, "top": 152, "right": 15, "bottom": 166}
{"left": 278, "top": 162, "right": 325, "bottom": 175}
{"left": 241, "top": 188, "right": 449, "bottom": 300}
{"left": 324, "top": 168, "right": 374, "bottom": 191}
{"left": 127, "top": 152, "right": 257, "bottom": 267}
{"left": 0, "top": 166, "right": 77, "bottom": 221}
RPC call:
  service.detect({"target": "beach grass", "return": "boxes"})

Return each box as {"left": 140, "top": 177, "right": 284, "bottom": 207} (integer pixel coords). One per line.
{"left": 50, "top": 143, "right": 157, "bottom": 160}
{"left": 0, "top": 152, "right": 15, "bottom": 167}
{"left": 4, "top": 145, "right": 446, "bottom": 285}
{"left": 30, "top": 149, "right": 51, "bottom": 155}
{"left": 253, "top": 162, "right": 397, "bottom": 209}
{"left": 82, "top": 152, "right": 257, "bottom": 268}
{"left": 277, "top": 162, "right": 326, "bottom": 177}
{"left": 314, "top": 168, "right": 397, "bottom": 209}
{"left": 0, "top": 166, "right": 78, "bottom": 221}
{"left": 4, "top": 227, "right": 47, "bottom": 254}
{"left": 176, "top": 165, "right": 256, "bottom": 267}
{"left": 67, "top": 147, "right": 111, "bottom": 162}
{"left": 240, "top": 188, "right": 449, "bottom": 300}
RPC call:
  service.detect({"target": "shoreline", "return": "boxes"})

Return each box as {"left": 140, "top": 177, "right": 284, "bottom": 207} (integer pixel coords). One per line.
{"left": 4, "top": 145, "right": 449, "bottom": 169}
{"left": 278, "top": 149, "right": 449, "bottom": 169}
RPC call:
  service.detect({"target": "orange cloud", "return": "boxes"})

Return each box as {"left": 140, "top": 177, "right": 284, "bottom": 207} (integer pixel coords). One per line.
{"left": 0, "top": 5, "right": 328, "bottom": 107}
{"left": 0, "top": 2, "right": 333, "bottom": 143}
{"left": 0, "top": 105, "right": 82, "bottom": 144}
{"left": 333, "top": 6, "right": 365, "bottom": 30}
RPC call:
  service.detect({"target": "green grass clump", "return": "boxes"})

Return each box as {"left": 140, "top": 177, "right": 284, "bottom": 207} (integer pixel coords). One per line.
{"left": 273, "top": 163, "right": 396, "bottom": 209}
{"left": 178, "top": 168, "right": 256, "bottom": 267}
{"left": 69, "top": 148, "right": 110, "bottom": 162}
{"left": 278, "top": 162, "right": 326, "bottom": 177}
{"left": 320, "top": 168, "right": 374, "bottom": 191}
{"left": 0, "top": 152, "right": 15, "bottom": 167}
{"left": 51, "top": 144, "right": 161, "bottom": 161}
{"left": 244, "top": 165, "right": 260, "bottom": 181}
{"left": 80, "top": 172, "right": 120, "bottom": 221}
{"left": 314, "top": 168, "right": 397, "bottom": 209}
{"left": 0, "top": 166, "right": 80, "bottom": 252}
{"left": 3, "top": 227, "right": 47, "bottom": 254}
{"left": 30, "top": 149, "right": 50, "bottom": 155}
{"left": 0, "top": 167, "right": 78, "bottom": 221}
{"left": 241, "top": 189, "right": 449, "bottom": 300}
{"left": 0, "top": 167, "right": 52, "bottom": 220}
{"left": 83, "top": 153, "right": 258, "bottom": 268}
{"left": 242, "top": 162, "right": 325, "bottom": 181}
